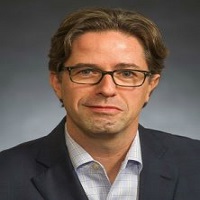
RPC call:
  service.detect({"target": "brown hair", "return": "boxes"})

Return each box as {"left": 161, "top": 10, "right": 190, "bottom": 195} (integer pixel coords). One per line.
{"left": 48, "top": 7, "right": 168, "bottom": 74}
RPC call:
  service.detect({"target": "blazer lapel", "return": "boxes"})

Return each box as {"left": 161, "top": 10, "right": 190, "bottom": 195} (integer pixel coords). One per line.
{"left": 32, "top": 161, "right": 88, "bottom": 200}
{"left": 32, "top": 118, "right": 88, "bottom": 200}
{"left": 138, "top": 126, "right": 178, "bottom": 200}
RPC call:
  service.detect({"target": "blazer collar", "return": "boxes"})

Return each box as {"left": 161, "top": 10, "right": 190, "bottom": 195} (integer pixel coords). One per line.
{"left": 138, "top": 125, "right": 178, "bottom": 200}
{"left": 32, "top": 117, "right": 88, "bottom": 200}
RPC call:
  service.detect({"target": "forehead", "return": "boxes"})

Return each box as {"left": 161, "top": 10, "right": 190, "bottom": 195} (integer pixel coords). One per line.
{"left": 72, "top": 31, "right": 144, "bottom": 50}
{"left": 67, "top": 31, "right": 147, "bottom": 69}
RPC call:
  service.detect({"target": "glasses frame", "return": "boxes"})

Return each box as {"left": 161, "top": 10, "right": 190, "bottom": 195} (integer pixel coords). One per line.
{"left": 60, "top": 66, "right": 152, "bottom": 87}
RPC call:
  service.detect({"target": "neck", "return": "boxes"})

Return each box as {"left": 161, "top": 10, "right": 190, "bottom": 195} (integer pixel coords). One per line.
{"left": 67, "top": 122, "right": 138, "bottom": 183}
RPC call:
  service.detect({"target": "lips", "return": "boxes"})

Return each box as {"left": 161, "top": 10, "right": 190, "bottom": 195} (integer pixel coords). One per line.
{"left": 84, "top": 104, "right": 122, "bottom": 114}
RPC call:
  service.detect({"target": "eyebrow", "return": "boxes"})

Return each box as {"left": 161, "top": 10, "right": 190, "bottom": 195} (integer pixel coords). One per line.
{"left": 70, "top": 63, "right": 141, "bottom": 70}
{"left": 70, "top": 63, "right": 98, "bottom": 68}
{"left": 114, "top": 63, "right": 141, "bottom": 69}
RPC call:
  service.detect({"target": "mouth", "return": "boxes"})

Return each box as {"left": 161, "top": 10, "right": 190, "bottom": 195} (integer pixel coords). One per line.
{"left": 84, "top": 105, "right": 122, "bottom": 114}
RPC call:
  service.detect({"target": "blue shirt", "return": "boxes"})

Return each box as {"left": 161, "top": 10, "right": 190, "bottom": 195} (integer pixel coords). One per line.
{"left": 65, "top": 126, "right": 143, "bottom": 200}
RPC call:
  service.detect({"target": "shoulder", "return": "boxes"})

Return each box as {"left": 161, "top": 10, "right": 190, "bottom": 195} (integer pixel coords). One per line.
{"left": 139, "top": 125, "right": 200, "bottom": 160}
{"left": 0, "top": 136, "right": 48, "bottom": 197}
{"left": 0, "top": 118, "right": 66, "bottom": 163}
{"left": 144, "top": 126, "right": 200, "bottom": 145}
{"left": 0, "top": 136, "right": 47, "bottom": 173}
{"left": 0, "top": 118, "right": 67, "bottom": 195}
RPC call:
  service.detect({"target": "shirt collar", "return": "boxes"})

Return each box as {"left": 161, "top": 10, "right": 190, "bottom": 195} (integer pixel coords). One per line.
{"left": 65, "top": 124, "right": 143, "bottom": 171}
{"left": 122, "top": 131, "right": 143, "bottom": 173}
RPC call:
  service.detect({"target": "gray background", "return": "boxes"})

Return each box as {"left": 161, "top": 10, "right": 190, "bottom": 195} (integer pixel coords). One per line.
{"left": 1, "top": 0, "right": 200, "bottom": 151}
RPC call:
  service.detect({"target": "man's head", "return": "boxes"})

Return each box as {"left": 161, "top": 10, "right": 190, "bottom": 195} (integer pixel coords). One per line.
{"left": 49, "top": 8, "right": 168, "bottom": 140}
{"left": 48, "top": 7, "right": 168, "bottom": 75}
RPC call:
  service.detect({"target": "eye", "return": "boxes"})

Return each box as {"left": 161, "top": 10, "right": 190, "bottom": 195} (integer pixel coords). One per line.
{"left": 79, "top": 68, "right": 93, "bottom": 75}
{"left": 74, "top": 67, "right": 97, "bottom": 76}
{"left": 119, "top": 70, "right": 136, "bottom": 78}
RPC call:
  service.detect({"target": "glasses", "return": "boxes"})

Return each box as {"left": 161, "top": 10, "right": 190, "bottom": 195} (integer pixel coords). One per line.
{"left": 60, "top": 66, "right": 152, "bottom": 87}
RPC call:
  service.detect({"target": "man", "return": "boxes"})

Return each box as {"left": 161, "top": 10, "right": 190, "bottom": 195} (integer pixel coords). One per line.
{"left": 0, "top": 7, "right": 200, "bottom": 200}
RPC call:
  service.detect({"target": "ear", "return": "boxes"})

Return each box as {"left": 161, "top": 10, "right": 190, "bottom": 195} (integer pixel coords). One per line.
{"left": 149, "top": 74, "right": 160, "bottom": 93}
{"left": 49, "top": 71, "right": 62, "bottom": 100}
{"left": 145, "top": 74, "right": 160, "bottom": 101}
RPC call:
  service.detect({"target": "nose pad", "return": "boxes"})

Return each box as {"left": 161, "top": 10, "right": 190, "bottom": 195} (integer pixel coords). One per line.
{"left": 95, "top": 74, "right": 117, "bottom": 97}
{"left": 97, "top": 71, "right": 116, "bottom": 85}
{"left": 99, "top": 73, "right": 116, "bottom": 86}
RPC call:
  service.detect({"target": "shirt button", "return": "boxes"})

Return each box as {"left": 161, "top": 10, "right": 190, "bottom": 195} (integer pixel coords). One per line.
{"left": 92, "top": 162, "right": 100, "bottom": 170}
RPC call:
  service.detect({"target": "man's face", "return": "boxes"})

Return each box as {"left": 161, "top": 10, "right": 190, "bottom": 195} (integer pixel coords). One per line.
{"left": 50, "top": 31, "right": 160, "bottom": 139}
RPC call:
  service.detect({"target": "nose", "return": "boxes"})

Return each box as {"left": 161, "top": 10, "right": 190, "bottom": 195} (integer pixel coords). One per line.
{"left": 95, "top": 74, "right": 117, "bottom": 97}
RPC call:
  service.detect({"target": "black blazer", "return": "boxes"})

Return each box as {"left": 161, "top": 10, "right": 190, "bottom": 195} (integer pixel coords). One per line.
{"left": 1, "top": 118, "right": 200, "bottom": 200}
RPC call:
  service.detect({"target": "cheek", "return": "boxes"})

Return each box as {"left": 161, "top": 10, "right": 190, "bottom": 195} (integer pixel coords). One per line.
{"left": 61, "top": 84, "right": 88, "bottom": 111}
{"left": 125, "top": 87, "right": 150, "bottom": 110}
